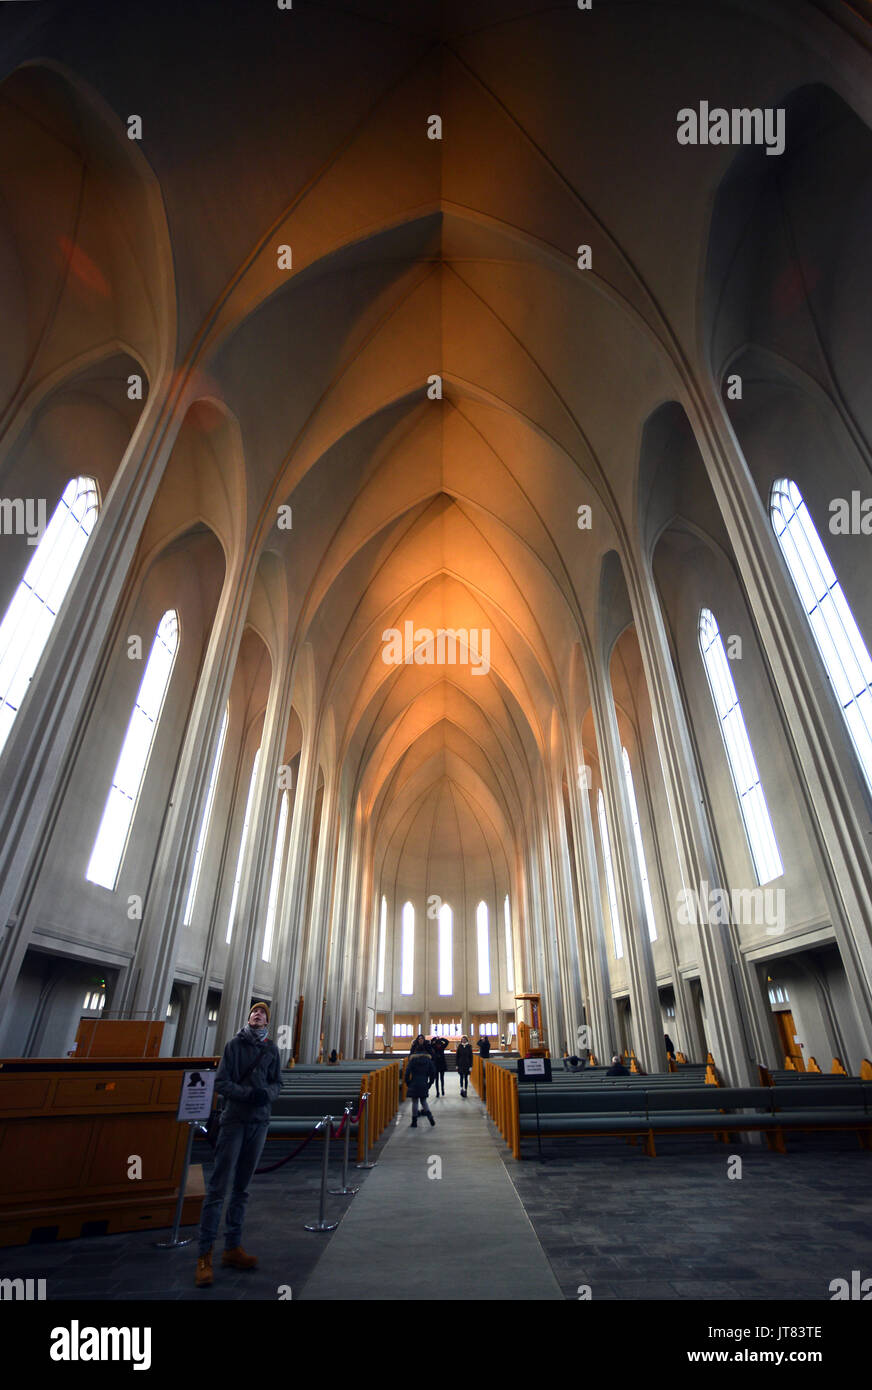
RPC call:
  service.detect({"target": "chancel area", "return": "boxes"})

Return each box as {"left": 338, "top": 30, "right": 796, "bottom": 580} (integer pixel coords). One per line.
{"left": 0, "top": 0, "right": 871, "bottom": 1313}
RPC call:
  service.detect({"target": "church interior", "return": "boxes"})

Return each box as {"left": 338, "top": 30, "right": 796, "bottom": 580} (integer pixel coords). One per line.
{"left": 0, "top": 0, "right": 870, "bottom": 1329}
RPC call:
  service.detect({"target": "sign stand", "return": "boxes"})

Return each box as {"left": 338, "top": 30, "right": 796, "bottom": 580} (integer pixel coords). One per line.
{"left": 517, "top": 1056, "right": 551, "bottom": 1163}
{"left": 155, "top": 1121, "right": 199, "bottom": 1249}
{"left": 156, "top": 1068, "right": 216, "bottom": 1250}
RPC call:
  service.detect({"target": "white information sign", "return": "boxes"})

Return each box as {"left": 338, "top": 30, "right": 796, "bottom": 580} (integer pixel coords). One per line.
{"left": 524, "top": 1058, "right": 546, "bottom": 1076}
{"left": 177, "top": 1069, "right": 217, "bottom": 1121}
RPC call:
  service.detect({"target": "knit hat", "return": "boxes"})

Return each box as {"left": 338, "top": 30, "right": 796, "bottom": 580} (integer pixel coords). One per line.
{"left": 249, "top": 1001, "right": 270, "bottom": 1022}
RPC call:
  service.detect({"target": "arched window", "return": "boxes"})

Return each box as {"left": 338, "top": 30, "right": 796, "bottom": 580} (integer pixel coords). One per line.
{"left": 262, "top": 789, "right": 290, "bottom": 961}
{"left": 225, "top": 747, "right": 261, "bottom": 943}
{"left": 377, "top": 894, "right": 387, "bottom": 993}
{"left": 439, "top": 902, "right": 453, "bottom": 995}
{"left": 698, "top": 607, "right": 783, "bottom": 884}
{"left": 503, "top": 894, "right": 514, "bottom": 993}
{"left": 86, "top": 608, "right": 179, "bottom": 890}
{"left": 400, "top": 901, "right": 414, "bottom": 995}
{"left": 476, "top": 901, "right": 490, "bottom": 994}
{"left": 621, "top": 747, "right": 657, "bottom": 941}
{"left": 596, "top": 789, "right": 623, "bottom": 959}
{"left": 183, "top": 703, "right": 229, "bottom": 925}
{"left": 0, "top": 476, "right": 99, "bottom": 756}
{"left": 770, "top": 477, "right": 872, "bottom": 794}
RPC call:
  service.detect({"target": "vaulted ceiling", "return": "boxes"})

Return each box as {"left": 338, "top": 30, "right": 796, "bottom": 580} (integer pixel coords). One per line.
{"left": 1, "top": 0, "right": 862, "bottom": 893}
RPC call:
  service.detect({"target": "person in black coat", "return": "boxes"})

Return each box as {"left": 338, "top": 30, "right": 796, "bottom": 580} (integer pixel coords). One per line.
{"left": 664, "top": 1033, "right": 676, "bottom": 1061}
{"left": 430, "top": 1034, "right": 449, "bottom": 1095}
{"left": 456, "top": 1035, "right": 473, "bottom": 1096}
{"left": 606, "top": 1054, "right": 630, "bottom": 1076}
{"left": 404, "top": 1048, "right": 436, "bottom": 1126}
{"left": 409, "top": 1033, "right": 432, "bottom": 1057}
{"left": 476, "top": 1034, "right": 491, "bottom": 1058}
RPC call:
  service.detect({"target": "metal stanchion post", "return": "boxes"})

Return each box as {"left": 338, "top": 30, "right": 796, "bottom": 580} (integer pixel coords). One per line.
{"left": 329, "top": 1104, "right": 360, "bottom": 1195}
{"left": 304, "top": 1117, "right": 338, "bottom": 1232}
{"left": 155, "top": 1121, "right": 201, "bottom": 1249}
{"left": 355, "top": 1092, "right": 376, "bottom": 1169}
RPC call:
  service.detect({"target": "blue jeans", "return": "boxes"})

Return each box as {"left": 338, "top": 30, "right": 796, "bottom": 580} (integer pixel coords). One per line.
{"left": 198, "top": 1119, "right": 268, "bottom": 1255}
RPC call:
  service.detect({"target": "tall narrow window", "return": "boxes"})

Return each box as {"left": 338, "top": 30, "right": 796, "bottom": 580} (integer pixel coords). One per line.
{"left": 698, "top": 608, "right": 783, "bottom": 884}
{"left": 621, "top": 747, "right": 657, "bottom": 941}
{"left": 183, "top": 703, "right": 229, "bottom": 924}
{"left": 400, "top": 901, "right": 414, "bottom": 995}
{"left": 503, "top": 894, "right": 514, "bottom": 993}
{"left": 86, "top": 609, "right": 179, "bottom": 890}
{"left": 0, "top": 477, "right": 100, "bottom": 757}
{"left": 476, "top": 900, "right": 490, "bottom": 994}
{"left": 596, "top": 789, "right": 624, "bottom": 959}
{"left": 225, "top": 747, "right": 261, "bottom": 943}
{"left": 771, "top": 477, "right": 872, "bottom": 794}
{"left": 438, "top": 902, "right": 453, "bottom": 995}
{"left": 377, "top": 895, "right": 387, "bottom": 993}
{"left": 262, "top": 789, "right": 290, "bottom": 961}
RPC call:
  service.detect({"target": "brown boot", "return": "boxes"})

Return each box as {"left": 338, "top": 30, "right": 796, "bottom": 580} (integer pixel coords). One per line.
{"left": 222, "top": 1246, "right": 258, "bottom": 1270}
{"left": 195, "top": 1251, "right": 213, "bottom": 1287}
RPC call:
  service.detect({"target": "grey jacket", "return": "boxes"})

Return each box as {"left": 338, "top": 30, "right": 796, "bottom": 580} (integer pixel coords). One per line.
{"left": 216, "top": 1027, "right": 282, "bottom": 1124}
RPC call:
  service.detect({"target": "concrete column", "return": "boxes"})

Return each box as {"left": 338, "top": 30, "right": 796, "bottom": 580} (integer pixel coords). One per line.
{"left": 270, "top": 723, "right": 319, "bottom": 1049}
{"left": 214, "top": 643, "right": 296, "bottom": 1046}
{"left": 300, "top": 772, "right": 340, "bottom": 1060}
{"left": 122, "top": 551, "right": 266, "bottom": 1035}
{"left": 0, "top": 383, "right": 182, "bottom": 1041}
{"left": 688, "top": 376, "right": 872, "bottom": 1042}
{"left": 589, "top": 655, "right": 663, "bottom": 1072}
{"left": 320, "top": 791, "right": 355, "bottom": 1055}
{"left": 563, "top": 727, "right": 618, "bottom": 1063}
{"left": 547, "top": 765, "right": 586, "bottom": 1050}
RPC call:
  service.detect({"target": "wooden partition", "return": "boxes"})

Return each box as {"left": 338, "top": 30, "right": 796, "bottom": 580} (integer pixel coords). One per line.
{"left": 482, "top": 1059, "right": 520, "bottom": 1158}
{"left": 357, "top": 1061, "right": 400, "bottom": 1158}
{"left": 0, "top": 1056, "right": 216, "bottom": 1247}
{"left": 74, "top": 1019, "right": 164, "bottom": 1059}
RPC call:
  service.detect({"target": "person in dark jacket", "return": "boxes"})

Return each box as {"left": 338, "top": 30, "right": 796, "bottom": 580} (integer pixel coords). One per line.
{"left": 476, "top": 1033, "right": 491, "bottom": 1058}
{"left": 664, "top": 1033, "right": 676, "bottom": 1061}
{"left": 456, "top": 1035, "right": 473, "bottom": 1096}
{"left": 409, "top": 1033, "right": 432, "bottom": 1057}
{"left": 404, "top": 1047, "right": 436, "bottom": 1127}
{"left": 606, "top": 1054, "right": 630, "bottom": 1076}
{"left": 430, "top": 1034, "right": 449, "bottom": 1096}
{"left": 196, "top": 1002, "right": 281, "bottom": 1287}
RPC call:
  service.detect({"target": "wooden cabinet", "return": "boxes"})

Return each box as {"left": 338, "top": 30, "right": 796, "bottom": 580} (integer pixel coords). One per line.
{"left": 0, "top": 1056, "right": 217, "bottom": 1247}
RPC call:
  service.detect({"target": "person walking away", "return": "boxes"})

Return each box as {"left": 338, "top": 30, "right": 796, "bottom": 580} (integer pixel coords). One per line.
{"left": 456, "top": 1034, "right": 473, "bottom": 1097}
{"left": 404, "top": 1047, "right": 436, "bottom": 1127}
{"left": 196, "top": 1002, "right": 281, "bottom": 1288}
{"left": 430, "top": 1033, "right": 449, "bottom": 1095}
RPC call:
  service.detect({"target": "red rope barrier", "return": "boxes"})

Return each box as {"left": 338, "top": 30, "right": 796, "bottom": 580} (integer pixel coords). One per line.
{"left": 252, "top": 1095, "right": 368, "bottom": 1172}
{"left": 349, "top": 1092, "right": 368, "bottom": 1124}
{"left": 253, "top": 1119, "right": 323, "bottom": 1173}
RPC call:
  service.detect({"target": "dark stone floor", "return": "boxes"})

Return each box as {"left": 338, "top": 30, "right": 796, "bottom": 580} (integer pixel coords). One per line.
{"left": 3, "top": 1121, "right": 871, "bottom": 1304}
{"left": 500, "top": 1127, "right": 872, "bottom": 1300}
{"left": 1, "top": 1134, "right": 389, "bottom": 1302}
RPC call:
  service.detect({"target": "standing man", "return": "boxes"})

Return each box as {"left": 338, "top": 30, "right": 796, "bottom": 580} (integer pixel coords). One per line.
{"left": 196, "top": 1002, "right": 281, "bottom": 1288}
{"left": 430, "top": 1032, "right": 449, "bottom": 1096}
{"left": 456, "top": 1034, "right": 473, "bottom": 1097}
{"left": 404, "top": 1046, "right": 436, "bottom": 1127}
